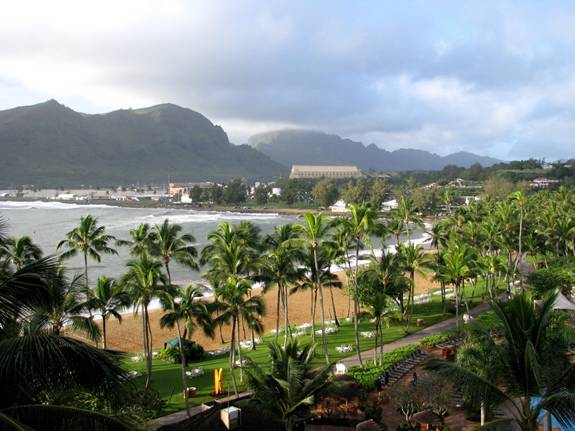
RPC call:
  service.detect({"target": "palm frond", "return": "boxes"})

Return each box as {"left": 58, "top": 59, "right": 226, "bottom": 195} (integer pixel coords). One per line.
{"left": 1, "top": 404, "right": 133, "bottom": 431}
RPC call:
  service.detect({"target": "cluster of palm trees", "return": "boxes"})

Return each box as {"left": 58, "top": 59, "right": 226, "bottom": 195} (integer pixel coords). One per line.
{"left": 4, "top": 185, "right": 573, "bottom": 428}
{"left": 428, "top": 187, "right": 575, "bottom": 327}
{"left": 0, "top": 217, "right": 133, "bottom": 429}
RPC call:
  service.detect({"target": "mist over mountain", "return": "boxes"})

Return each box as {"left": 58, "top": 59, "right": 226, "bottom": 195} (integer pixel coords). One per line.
{"left": 249, "top": 130, "right": 501, "bottom": 171}
{"left": 0, "top": 100, "right": 285, "bottom": 187}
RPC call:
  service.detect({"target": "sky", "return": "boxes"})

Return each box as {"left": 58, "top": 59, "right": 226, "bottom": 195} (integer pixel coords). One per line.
{"left": 1, "top": 1, "right": 575, "bottom": 161}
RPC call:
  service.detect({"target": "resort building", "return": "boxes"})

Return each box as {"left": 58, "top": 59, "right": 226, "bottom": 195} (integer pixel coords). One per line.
{"left": 168, "top": 181, "right": 213, "bottom": 196}
{"left": 530, "top": 177, "right": 561, "bottom": 188}
{"left": 289, "top": 165, "right": 363, "bottom": 179}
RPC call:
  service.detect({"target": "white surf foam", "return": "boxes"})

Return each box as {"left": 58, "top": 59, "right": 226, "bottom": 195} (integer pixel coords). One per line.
{"left": 0, "top": 200, "right": 117, "bottom": 210}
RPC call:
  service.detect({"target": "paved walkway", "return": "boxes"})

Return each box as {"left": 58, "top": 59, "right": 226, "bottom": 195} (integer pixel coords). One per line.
{"left": 338, "top": 302, "right": 491, "bottom": 368}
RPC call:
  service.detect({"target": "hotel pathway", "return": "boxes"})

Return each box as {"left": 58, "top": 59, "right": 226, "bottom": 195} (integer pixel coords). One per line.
{"left": 338, "top": 301, "right": 491, "bottom": 368}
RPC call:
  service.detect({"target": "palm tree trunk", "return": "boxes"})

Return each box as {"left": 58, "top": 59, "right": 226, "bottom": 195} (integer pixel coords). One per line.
{"left": 229, "top": 316, "right": 238, "bottom": 396}
{"left": 283, "top": 284, "right": 290, "bottom": 347}
{"left": 329, "top": 283, "right": 340, "bottom": 327}
{"left": 454, "top": 282, "right": 460, "bottom": 329}
{"left": 353, "top": 241, "right": 363, "bottom": 367}
{"left": 440, "top": 281, "right": 446, "bottom": 313}
{"left": 406, "top": 271, "right": 415, "bottom": 332}
{"left": 84, "top": 252, "right": 89, "bottom": 289}
{"left": 379, "top": 320, "right": 384, "bottom": 365}
{"left": 143, "top": 305, "right": 152, "bottom": 388}
{"left": 165, "top": 262, "right": 172, "bottom": 287}
{"left": 102, "top": 316, "right": 107, "bottom": 350}
{"left": 311, "top": 288, "right": 316, "bottom": 343}
{"left": 237, "top": 316, "right": 244, "bottom": 382}
{"left": 176, "top": 321, "right": 191, "bottom": 417}
{"left": 373, "top": 320, "right": 378, "bottom": 364}
{"left": 275, "top": 281, "right": 281, "bottom": 343}
{"left": 313, "top": 247, "right": 329, "bottom": 364}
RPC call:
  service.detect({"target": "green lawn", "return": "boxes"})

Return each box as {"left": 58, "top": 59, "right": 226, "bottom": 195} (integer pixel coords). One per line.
{"left": 126, "top": 282, "right": 494, "bottom": 415}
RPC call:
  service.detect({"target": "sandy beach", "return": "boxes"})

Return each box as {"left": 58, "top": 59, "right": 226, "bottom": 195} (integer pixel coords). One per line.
{"left": 98, "top": 271, "right": 439, "bottom": 353}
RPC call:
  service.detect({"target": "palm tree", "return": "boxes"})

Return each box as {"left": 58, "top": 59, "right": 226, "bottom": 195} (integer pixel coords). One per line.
{"left": 212, "top": 276, "right": 264, "bottom": 396}
{"left": 510, "top": 191, "right": 528, "bottom": 286}
{"left": 259, "top": 224, "right": 303, "bottom": 345}
{"left": 397, "top": 242, "right": 428, "bottom": 332}
{"left": 0, "top": 223, "right": 132, "bottom": 430}
{"left": 149, "top": 219, "right": 198, "bottom": 287}
{"left": 160, "top": 285, "right": 214, "bottom": 417}
{"left": 436, "top": 240, "right": 475, "bottom": 328}
{"left": 0, "top": 235, "right": 42, "bottom": 270}
{"left": 326, "top": 220, "right": 355, "bottom": 318}
{"left": 202, "top": 222, "right": 260, "bottom": 348}
{"left": 345, "top": 204, "right": 377, "bottom": 367}
{"left": 356, "top": 279, "right": 391, "bottom": 366}
{"left": 84, "top": 276, "right": 128, "bottom": 349}
{"left": 290, "top": 248, "right": 342, "bottom": 339}
{"left": 28, "top": 268, "right": 101, "bottom": 342}
{"left": 294, "top": 213, "right": 331, "bottom": 364}
{"left": 116, "top": 223, "right": 152, "bottom": 257}
{"left": 244, "top": 340, "right": 332, "bottom": 431}
{"left": 426, "top": 291, "right": 575, "bottom": 431}
{"left": 395, "top": 193, "right": 423, "bottom": 241}
{"left": 57, "top": 215, "right": 117, "bottom": 289}
{"left": 123, "top": 256, "right": 167, "bottom": 388}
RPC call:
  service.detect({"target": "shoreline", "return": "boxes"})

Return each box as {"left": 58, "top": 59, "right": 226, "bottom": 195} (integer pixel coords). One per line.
{"left": 0, "top": 197, "right": 445, "bottom": 221}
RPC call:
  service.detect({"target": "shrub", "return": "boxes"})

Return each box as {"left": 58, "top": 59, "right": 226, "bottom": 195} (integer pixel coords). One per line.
{"left": 348, "top": 345, "right": 420, "bottom": 389}
{"left": 396, "top": 423, "right": 418, "bottom": 431}
{"left": 527, "top": 268, "right": 574, "bottom": 298}
{"left": 157, "top": 340, "right": 204, "bottom": 363}
{"left": 418, "top": 332, "right": 453, "bottom": 348}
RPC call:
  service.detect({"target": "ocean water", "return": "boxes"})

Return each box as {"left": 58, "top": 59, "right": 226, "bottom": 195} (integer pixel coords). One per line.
{"left": 0, "top": 201, "right": 429, "bottom": 287}
{"left": 0, "top": 201, "right": 295, "bottom": 284}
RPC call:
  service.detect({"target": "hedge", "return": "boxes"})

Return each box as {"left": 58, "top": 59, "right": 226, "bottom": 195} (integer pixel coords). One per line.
{"left": 347, "top": 344, "right": 420, "bottom": 388}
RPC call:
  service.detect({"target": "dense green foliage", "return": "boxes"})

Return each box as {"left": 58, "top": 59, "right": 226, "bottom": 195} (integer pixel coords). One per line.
{"left": 0, "top": 100, "right": 284, "bottom": 187}
{"left": 347, "top": 345, "right": 420, "bottom": 388}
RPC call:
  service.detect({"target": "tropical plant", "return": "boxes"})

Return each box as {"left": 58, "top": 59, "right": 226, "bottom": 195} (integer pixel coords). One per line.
{"left": 28, "top": 268, "right": 101, "bottom": 342}
{"left": 397, "top": 242, "right": 428, "bottom": 332}
{"left": 259, "top": 224, "right": 303, "bottom": 345}
{"left": 244, "top": 340, "right": 332, "bottom": 431}
{"left": 116, "top": 223, "right": 152, "bottom": 257}
{"left": 212, "top": 276, "right": 264, "bottom": 395}
{"left": 426, "top": 291, "right": 575, "bottom": 431}
{"left": 293, "top": 213, "right": 331, "bottom": 364}
{"left": 343, "top": 204, "right": 378, "bottom": 368}
{"left": 149, "top": 219, "right": 198, "bottom": 286}
{"left": 84, "top": 276, "right": 128, "bottom": 349}
{"left": 436, "top": 240, "right": 475, "bottom": 328}
{"left": 0, "top": 235, "right": 132, "bottom": 429}
{"left": 0, "top": 235, "right": 42, "bottom": 271}
{"left": 57, "top": 215, "right": 117, "bottom": 289}
{"left": 160, "top": 284, "right": 214, "bottom": 416}
{"left": 123, "top": 256, "right": 168, "bottom": 388}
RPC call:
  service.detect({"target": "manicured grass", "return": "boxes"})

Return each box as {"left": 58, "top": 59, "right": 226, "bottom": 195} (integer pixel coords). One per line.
{"left": 126, "top": 282, "right": 496, "bottom": 415}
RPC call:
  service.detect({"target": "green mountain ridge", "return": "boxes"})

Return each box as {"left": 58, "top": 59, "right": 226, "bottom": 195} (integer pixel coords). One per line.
{"left": 0, "top": 100, "right": 286, "bottom": 187}
{"left": 249, "top": 129, "right": 501, "bottom": 171}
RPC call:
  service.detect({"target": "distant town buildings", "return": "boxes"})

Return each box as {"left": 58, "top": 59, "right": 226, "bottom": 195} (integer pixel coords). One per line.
{"left": 168, "top": 182, "right": 213, "bottom": 196}
{"left": 289, "top": 165, "right": 363, "bottom": 179}
{"left": 530, "top": 177, "right": 560, "bottom": 188}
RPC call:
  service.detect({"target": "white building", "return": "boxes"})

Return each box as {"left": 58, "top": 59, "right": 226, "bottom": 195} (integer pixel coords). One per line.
{"left": 289, "top": 165, "right": 363, "bottom": 179}
{"left": 530, "top": 177, "right": 560, "bottom": 188}
{"left": 381, "top": 199, "right": 398, "bottom": 211}
{"left": 329, "top": 199, "right": 349, "bottom": 213}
